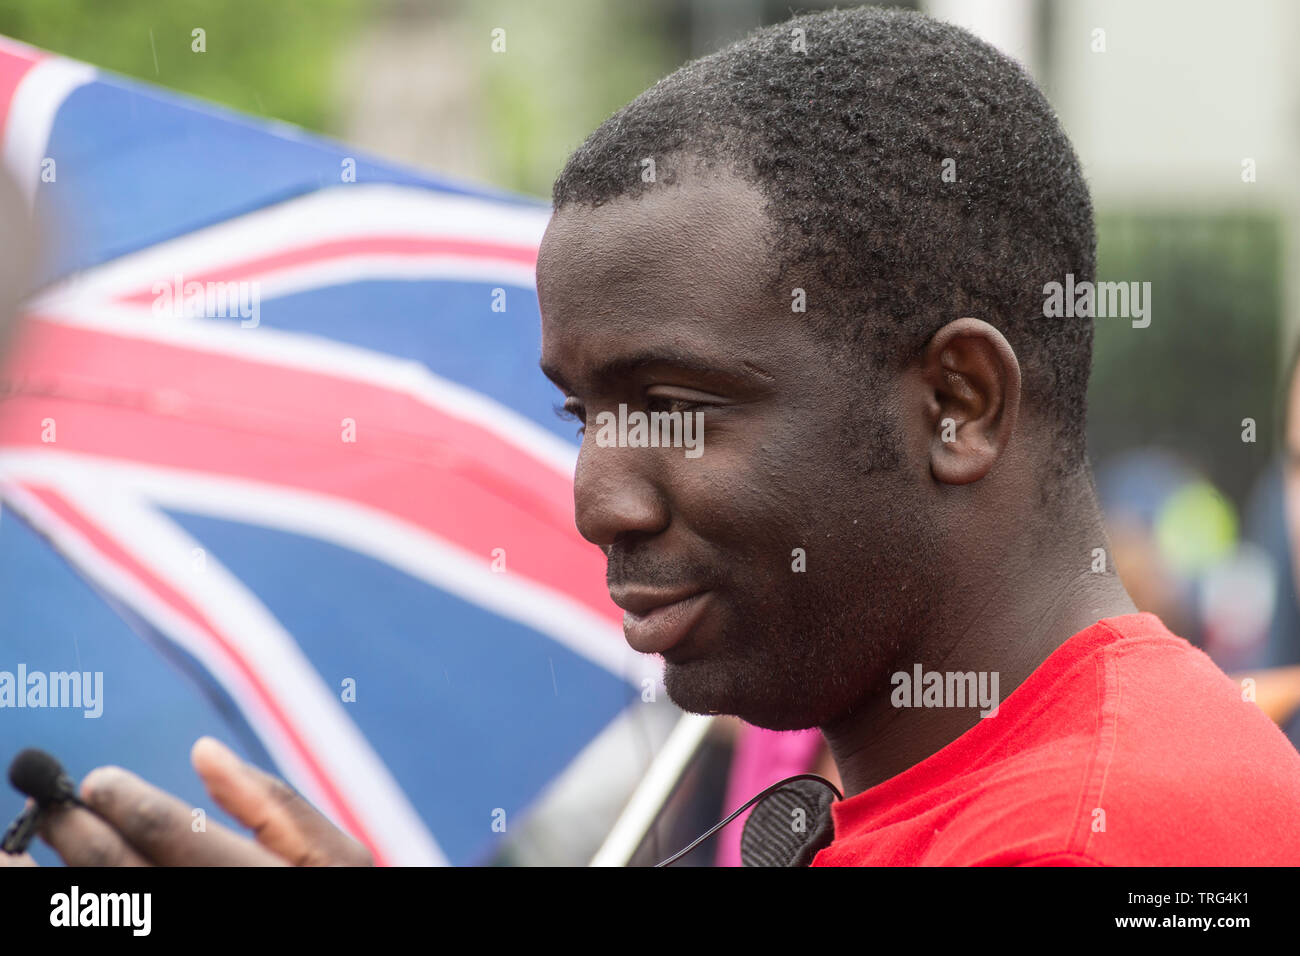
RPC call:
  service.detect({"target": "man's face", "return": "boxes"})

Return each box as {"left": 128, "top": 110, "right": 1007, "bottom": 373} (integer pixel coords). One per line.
{"left": 537, "top": 165, "right": 944, "bottom": 730}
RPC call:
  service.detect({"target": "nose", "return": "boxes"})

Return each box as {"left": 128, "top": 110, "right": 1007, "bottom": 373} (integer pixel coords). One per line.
{"left": 573, "top": 437, "right": 669, "bottom": 548}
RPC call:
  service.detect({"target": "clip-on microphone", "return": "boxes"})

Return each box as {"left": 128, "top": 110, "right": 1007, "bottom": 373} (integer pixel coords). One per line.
{"left": 656, "top": 772, "right": 842, "bottom": 867}
{"left": 1, "top": 748, "right": 87, "bottom": 855}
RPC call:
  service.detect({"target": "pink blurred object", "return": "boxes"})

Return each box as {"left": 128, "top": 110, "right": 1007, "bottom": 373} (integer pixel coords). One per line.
{"left": 716, "top": 724, "right": 825, "bottom": 866}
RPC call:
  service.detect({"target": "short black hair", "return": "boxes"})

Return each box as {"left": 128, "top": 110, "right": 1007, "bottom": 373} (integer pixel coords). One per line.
{"left": 553, "top": 6, "right": 1096, "bottom": 477}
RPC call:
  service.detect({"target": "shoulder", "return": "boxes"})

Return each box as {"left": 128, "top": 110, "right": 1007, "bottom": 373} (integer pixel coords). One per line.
{"left": 816, "top": 615, "right": 1300, "bottom": 866}
{"left": 961, "top": 617, "right": 1300, "bottom": 865}
{"left": 1015, "top": 617, "right": 1300, "bottom": 864}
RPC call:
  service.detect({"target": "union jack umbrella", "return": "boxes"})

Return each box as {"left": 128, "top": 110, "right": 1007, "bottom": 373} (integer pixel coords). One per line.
{"left": 0, "top": 36, "right": 704, "bottom": 866}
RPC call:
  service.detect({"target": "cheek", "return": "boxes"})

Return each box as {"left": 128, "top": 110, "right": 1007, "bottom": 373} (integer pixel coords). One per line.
{"left": 659, "top": 396, "right": 888, "bottom": 554}
{"left": 665, "top": 442, "right": 791, "bottom": 528}
{"left": 663, "top": 436, "right": 859, "bottom": 562}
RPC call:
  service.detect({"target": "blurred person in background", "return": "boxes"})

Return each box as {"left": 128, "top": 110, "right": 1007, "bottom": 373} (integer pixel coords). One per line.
{"left": 1254, "top": 344, "right": 1300, "bottom": 739}
{"left": 1096, "top": 442, "right": 1300, "bottom": 738}
{"left": 1096, "top": 449, "right": 1202, "bottom": 643}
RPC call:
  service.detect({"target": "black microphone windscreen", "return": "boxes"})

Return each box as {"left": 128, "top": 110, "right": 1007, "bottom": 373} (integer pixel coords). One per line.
{"left": 740, "top": 777, "right": 837, "bottom": 867}
{"left": 8, "top": 748, "right": 70, "bottom": 804}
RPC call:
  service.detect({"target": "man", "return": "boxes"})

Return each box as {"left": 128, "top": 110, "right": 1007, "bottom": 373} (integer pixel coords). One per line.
{"left": 13, "top": 6, "right": 1300, "bottom": 866}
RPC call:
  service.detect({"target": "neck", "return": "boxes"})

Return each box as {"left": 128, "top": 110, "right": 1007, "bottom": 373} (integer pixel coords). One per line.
{"left": 821, "top": 476, "right": 1136, "bottom": 798}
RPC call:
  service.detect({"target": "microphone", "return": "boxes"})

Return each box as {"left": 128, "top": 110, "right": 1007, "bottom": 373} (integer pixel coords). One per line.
{"left": 10, "top": 748, "right": 82, "bottom": 805}
{"left": 655, "top": 772, "right": 841, "bottom": 867}
{"left": 1, "top": 749, "right": 86, "bottom": 855}
{"left": 739, "top": 775, "right": 837, "bottom": 866}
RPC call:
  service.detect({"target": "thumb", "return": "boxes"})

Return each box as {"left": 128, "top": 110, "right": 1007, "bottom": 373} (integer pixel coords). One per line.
{"left": 191, "top": 737, "right": 373, "bottom": 866}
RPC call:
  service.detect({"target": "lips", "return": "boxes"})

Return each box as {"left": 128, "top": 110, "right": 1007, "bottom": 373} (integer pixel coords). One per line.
{"left": 610, "top": 587, "right": 712, "bottom": 655}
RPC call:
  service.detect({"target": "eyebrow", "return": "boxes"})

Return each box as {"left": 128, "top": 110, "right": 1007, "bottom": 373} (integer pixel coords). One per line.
{"left": 540, "top": 347, "right": 763, "bottom": 393}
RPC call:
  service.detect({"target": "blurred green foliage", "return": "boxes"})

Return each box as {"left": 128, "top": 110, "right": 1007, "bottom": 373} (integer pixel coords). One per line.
{"left": 1089, "top": 211, "right": 1282, "bottom": 506}
{"left": 0, "top": 0, "right": 361, "bottom": 131}
{"left": 465, "top": 0, "right": 679, "bottom": 197}
{"left": 0, "top": 0, "right": 681, "bottom": 196}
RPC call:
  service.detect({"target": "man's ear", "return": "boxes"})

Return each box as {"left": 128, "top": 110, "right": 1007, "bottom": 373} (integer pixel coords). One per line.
{"left": 920, "top": 317, "right": 1021, "bottom": 485}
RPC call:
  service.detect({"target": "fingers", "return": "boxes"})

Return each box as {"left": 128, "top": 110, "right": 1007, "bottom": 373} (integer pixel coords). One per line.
{"left": 0, "top": 851, "right": 38, "bottom": 866}
{"left": 38, "top": 801, "right": 151, "bottom": 867}
{"left": 29, "top": 743, "right": 372, "bottom": 868}
{"left": 76, "top": 765, "right": 287, "bottom": 867}
{"left": 192, "top": 737, "right": 373, "bottom": 866}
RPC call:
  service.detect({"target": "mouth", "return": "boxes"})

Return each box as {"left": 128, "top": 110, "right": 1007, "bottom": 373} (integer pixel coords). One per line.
{"left": 611, "top": 588, "right": 712, "bottom": 655}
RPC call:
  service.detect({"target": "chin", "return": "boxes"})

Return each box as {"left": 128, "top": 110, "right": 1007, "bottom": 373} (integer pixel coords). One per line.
{"left": 662, "top": 659, "right": 822, "bottom": 731}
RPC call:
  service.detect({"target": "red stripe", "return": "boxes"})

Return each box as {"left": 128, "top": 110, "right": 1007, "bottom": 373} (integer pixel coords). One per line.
{"left": 117, "top": 237, "right": 539, "bottom": 305}
{"left": 0, "top": 318, "right": 617, "bottom": 622}
{"left": 0, "top": 43, "right": 43, "bottom": 143}
{"left": 18, "top": 484, "right": 388, "bottom": 865}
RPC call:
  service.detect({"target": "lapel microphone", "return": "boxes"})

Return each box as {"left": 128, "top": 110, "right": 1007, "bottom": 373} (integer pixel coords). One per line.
{"left": 2, "top": 748, "right": 87, "bottom": 855}
{"left": 656, "top": 772, "right": 842, "bottom": 867}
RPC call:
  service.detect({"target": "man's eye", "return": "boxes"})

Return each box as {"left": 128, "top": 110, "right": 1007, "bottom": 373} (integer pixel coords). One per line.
{"left": 554, "top": 400, "right": 586, "bottom": 437}
{"left": 646, "top": 396, "right": 702, "bottom": 415}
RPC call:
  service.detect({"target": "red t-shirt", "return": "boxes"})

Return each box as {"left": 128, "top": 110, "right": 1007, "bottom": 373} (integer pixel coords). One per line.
{"left": 811, "top": 612, "right": 1300, "bottom": 866}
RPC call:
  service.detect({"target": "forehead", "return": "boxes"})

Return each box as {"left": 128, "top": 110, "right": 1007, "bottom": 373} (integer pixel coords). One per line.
{"left": 536, "top": 166, "right": 785, "bottom": 379}
{"left": 539, "top": 164, "right": 772, "bottom": 286}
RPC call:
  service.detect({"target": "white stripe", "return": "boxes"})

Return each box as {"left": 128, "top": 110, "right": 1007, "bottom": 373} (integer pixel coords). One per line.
{"left": 30, "top": 184, "right": 551, "bottom": 303}
{"left": 1, "top": 55, "right": 94, "bottom": 202}
{"left": 0, "top": 450, "right": 654, "bottom": 686}
{"left": 0, "top": 476, "right": 450, "bottom": 866}
{"left": 0, "top": 481, "right": 311, "bottom": 795}
{"left": 123, "top": 254, "right": 542, "bottom": 302}
{"left": 24, "top": 303, "right": 579, "bottom": 477}
{"left": 590, "top": 714, "right": 715, "bottom": 866}
{"left": 510, "top": 700, "right": 681, "bottom": 865}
